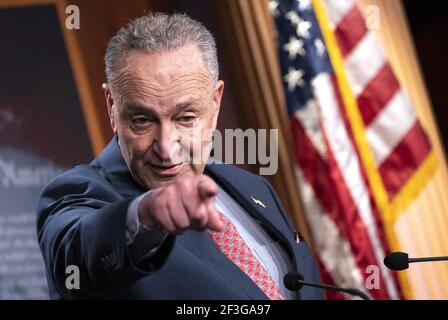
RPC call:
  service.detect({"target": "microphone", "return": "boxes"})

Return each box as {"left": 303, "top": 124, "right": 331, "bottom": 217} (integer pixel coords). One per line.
{"left": 384, "top": 251, "right": 448, "bottom": 271}
{"left": 283, "top": 271, "right": 370, "bottom": 300}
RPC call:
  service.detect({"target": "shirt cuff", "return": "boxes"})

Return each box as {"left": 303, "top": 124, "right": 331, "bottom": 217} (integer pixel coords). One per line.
{"left": 125, "top": 192, "right": 149, "bottom": 245}
{"left": 125, "top": 191, "right": 173, "bottom": 270}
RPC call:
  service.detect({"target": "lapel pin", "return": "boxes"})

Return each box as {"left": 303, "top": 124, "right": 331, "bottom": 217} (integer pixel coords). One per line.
{"left": 294, "top": 231, "right": 304, "bottom": 243}
{"left": 250, "top": 196, "right": 266, "bottom": 208}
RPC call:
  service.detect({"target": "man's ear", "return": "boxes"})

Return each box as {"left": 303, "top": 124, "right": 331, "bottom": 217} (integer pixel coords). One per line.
{"left": 102, "top": 83, "right": 117, "bottom": 133}
{"left": 211, "top": 80, "right": 224, "bottom": 129}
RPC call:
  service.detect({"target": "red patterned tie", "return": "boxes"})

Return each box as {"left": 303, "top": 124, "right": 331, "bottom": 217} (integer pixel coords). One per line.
{"left": 209, "top": 211, "right": 284, "bottom": 300}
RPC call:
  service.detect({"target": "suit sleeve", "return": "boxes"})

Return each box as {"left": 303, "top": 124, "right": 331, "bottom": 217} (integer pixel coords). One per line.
{"left": 36, "top": 165, "right": 175, "bottom": 299}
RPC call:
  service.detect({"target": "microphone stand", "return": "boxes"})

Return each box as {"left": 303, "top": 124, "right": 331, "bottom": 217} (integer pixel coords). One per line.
{"left": 409, "top": 256, "right": 448, "bottom": 264}
{"left": 297, "top": 279, "right": 371, "bottom": 300}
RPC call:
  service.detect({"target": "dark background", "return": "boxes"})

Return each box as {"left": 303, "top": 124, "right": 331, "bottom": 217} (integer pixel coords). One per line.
{"left": 0, "top": 5, "right": 92, "bottom": 167}
{"left": 404, "top": 0, "right": 448, "bottom": 154}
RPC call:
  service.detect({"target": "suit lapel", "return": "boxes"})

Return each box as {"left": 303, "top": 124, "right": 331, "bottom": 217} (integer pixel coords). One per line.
{"left": 205, "top": 164, "right": 294, "bottom": 253}
{"left": 205, "top": 164, "right": 302, "bottom": 299}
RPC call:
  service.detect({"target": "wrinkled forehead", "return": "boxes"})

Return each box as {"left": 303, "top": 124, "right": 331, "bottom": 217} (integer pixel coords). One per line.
{"left": 110, "top": 45, "right": 213, "bottom": 102}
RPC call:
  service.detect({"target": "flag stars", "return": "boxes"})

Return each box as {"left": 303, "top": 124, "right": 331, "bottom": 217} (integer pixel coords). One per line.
{"left": 269, "top": 0, "right": 280, "bottom": 17}
{"left": 296, "top": 19, "right": 312, "bottom": 38}
{"left": 314, "top": 38, "right": 326, "bottom": 56}
{"left": 284, "top": 9, "right": 312, "bottom": 39}
{"left": 284, "top": 67, "right": 305, "bottom": 91}
{"left": 285, "top": 10, "right": 302, "bottom": 27}
{"left": 283, "top": 36, "right": 306, "bottom": 60}
{"left": 297, "top": 0, "right": 311, "bottom": 11}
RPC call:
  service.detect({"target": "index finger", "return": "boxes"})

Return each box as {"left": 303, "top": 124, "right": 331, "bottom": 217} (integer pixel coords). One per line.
{"left": 197, "top": 176, "right": 219, "bottom": 200}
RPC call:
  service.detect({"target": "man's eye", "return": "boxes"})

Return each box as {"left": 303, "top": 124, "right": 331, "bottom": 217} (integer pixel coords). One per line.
{"left": 179, "top": 116, "right": 196, "bottom": 123}
{"left": 132, "top": 117, "right": 150, "bottom": 126}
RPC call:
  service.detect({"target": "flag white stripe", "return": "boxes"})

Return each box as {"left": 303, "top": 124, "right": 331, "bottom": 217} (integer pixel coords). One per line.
{"left": 366, "top": 90, "right": 417, "bottom": 166}
{"left": 322, "top": 0, "right": 356, "bottom": 29}
{"left": 344, "top": 33, "right": 385, "bottom": 97}
{"left": 313, "top": 73, "right": 399, "bottom": 299}
{"left": 295, "top": 167, "right": 367, "bottom": 298}
{"left": 294, "top": 99, "right": 327, "bottom": 160}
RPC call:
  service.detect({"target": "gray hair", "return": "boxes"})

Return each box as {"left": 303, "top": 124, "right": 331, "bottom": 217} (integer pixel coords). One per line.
{"left": 104, "top": 12, "right": 219, "bottom": 91}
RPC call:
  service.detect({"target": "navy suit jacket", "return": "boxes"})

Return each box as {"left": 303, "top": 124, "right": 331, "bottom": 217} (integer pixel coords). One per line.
{"left": 37, "top": 137, "right": 323, "bottom": 300}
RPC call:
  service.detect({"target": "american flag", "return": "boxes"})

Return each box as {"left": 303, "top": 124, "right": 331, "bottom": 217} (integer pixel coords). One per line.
{"left": 270, "top": 0, "right": 434, "bottom": 299}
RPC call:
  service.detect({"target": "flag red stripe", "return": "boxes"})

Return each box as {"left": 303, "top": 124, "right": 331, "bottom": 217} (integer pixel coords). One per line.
{"left": 316, "top": 257, "right": 346, "bottom": 300}
{"left": 290, "top": 117, "right": 348, "bottom": 237}
{"left": 357, "top": 64, "right": 400, "bottom": 127}
{"left": 379, "top": 121, "right": 432, "bottom": 200}
{"left": 322, "top": 127, "right": 391, "bottom": 300}
{"left": 329, "top": 76, "right": 394, "bottom": 259}
{"left": 334, "top": 7, "right": 367, "bottom": 58}
{"left": 291, "top": 116, "right": 391, "bottom": 300}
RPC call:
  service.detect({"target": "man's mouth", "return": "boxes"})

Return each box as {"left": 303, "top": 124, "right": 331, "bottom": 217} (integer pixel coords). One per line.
{"left": 148, "top": 162, "right": 182, "bottom": 177}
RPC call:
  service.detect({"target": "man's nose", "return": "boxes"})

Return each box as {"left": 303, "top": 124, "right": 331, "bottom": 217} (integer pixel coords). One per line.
{"left": 153, "top": 123, "right": 181, "bottom": 161}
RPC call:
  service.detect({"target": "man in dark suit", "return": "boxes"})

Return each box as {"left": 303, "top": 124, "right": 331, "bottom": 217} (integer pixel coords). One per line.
{"left": 37, "top": 12, "right": 323, "bottom": 300}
